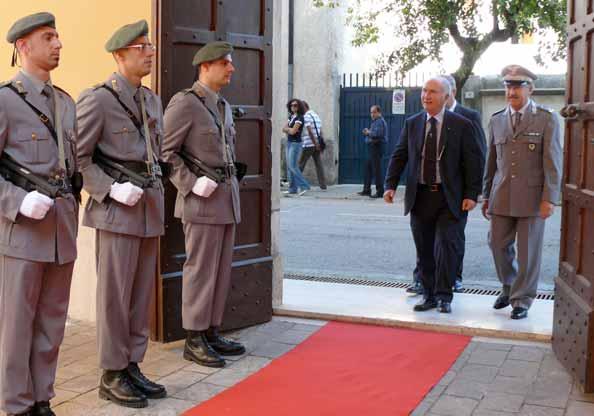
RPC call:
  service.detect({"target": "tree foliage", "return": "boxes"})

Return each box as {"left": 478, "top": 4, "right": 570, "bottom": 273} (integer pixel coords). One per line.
{"left": 314, "top": 0, "right": 566, "bottom": 89}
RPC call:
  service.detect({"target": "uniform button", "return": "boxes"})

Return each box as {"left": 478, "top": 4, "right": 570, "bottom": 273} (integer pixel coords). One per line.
{"left": 123, "top": 128, "right": 128, "bottom": 132}
{"left": 55, "top": 175, "right": 61, "bottom": 180}
{"left": 512, "top": 162, "right": 516, "bottom": 166}
{"left": 512, "top": 151, "right": 516, "bottom": 155}
{"left": 31, "top": 133, "right": 37, "bottom": 140}
{"left": 512, "top": 175, "right": 516, "bottom": 179}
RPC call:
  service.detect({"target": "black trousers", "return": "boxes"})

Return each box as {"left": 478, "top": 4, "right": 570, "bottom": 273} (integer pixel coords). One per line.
{"left": 410, "top": 185, "right": 465, "bottom": 302}
{"left": 414, "top": 214, "right": 467, "bottom": 282}
{"left": 363, "top": 142, "right": 384, "bottom": 194}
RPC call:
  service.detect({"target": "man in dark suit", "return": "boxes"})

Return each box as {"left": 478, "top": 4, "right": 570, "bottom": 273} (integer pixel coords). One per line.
{"left": 384, "top": 77, "right": 484, "bottom": 313}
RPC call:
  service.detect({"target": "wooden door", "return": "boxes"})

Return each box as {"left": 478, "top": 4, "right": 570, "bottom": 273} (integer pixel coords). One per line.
{"left": 553, "top": 0, "right": 594, "bottom": 392}
{"left": 151, "top": 0, "right": 273, "bottom": 342}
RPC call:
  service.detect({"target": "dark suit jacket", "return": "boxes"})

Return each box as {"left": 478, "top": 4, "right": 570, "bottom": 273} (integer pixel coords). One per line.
{"left": 384, "top": 109, "right": 484, "bottom": 219}
{"left": 453, "top": 103, "right": 487, "bottom": 157}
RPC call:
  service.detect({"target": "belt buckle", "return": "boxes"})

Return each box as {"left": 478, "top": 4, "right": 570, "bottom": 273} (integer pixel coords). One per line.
{"left": 430, "top": 184, "right": 439, "bottom": 192}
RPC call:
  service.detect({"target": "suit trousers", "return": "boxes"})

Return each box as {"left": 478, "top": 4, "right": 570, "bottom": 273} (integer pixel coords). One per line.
{"left": 95, "top": 230, "right": 158, "bottom": 370}
{"left": 182, "top": 222, "right": 236, "bottom": 331}
{"left": 299, "top": 146, "right": 326, "bottom": 188}
{"left": 410, "top": 186, "right": 465, "bottom": 302}
{"left": 363, "top": 142, "right": 384, "bottom": 194}
{"left": 488, "top": 215, "right": 545, "bottom": 309}
{"left": 0, "top": 256, "right": 74, "bottom": 414}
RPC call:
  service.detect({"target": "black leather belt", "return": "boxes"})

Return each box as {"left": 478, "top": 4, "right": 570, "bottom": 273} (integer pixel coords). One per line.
{"left": 418, "top": 183, "right": 442, "bottom": 192}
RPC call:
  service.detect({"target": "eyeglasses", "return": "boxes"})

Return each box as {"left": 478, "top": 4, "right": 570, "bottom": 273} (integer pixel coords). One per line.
{"left": 123, "top": 43, "right": 156, "bottom": 53}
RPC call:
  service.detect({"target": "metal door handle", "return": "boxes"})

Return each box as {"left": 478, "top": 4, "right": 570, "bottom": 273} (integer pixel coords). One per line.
{"left": 560, "top": 104, "right": 584, "bottom": 119}
{"left": 233, "top": 107, "right": 247, "bottom": 118}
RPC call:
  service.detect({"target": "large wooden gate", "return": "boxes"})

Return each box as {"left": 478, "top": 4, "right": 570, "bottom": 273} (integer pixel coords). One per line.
{"left": 151, "top": 0, "right": 273, "bottom": 342}
{"left": 553, "top": 0, "right": 594, "bottom": 392}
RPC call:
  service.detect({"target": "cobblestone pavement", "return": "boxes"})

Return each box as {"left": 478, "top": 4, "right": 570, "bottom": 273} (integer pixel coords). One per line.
{"left": 7, "top": 318, "right": 593, "bottom": 415}
{"left": 412, "top": 338, "right": 594, "bottom": 416}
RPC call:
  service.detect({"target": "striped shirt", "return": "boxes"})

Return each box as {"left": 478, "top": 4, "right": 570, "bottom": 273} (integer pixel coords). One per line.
{"left": 301, "top": 110, "right": 322, "bottom": 148}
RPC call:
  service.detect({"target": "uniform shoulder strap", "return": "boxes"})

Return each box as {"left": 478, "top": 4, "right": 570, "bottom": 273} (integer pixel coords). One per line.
{"left": 53, "top": 84, "right": 71, "bottom": 98}
{"left": 491, "top": 108, "right": 506, "bottom": 116}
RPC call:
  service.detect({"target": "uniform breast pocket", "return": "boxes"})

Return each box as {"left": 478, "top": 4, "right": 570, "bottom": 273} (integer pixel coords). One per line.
{"left": 111, "top": 125, "right": 137, "bottom": 155}
{"left": 524, "top": 135, "right": 544, "bottom": 169}
{"left": 196, "top": 126, "right": 221, "bottom": 152}
{"left": 16, "top": 127, "right": 53, "bottom": 164}
{"left": 493, "top": 136, "right": 507, "bottom": 159}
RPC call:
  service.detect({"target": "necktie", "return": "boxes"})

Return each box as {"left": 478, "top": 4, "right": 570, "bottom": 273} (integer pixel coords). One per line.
{"left": 513, "top": 112, "right": 521, "bottom": 133}
{"left": 423, "top": 117, "right": 438, "bottom": 185}
{"left": 42, "top": 84, "right": 55, "bottom": 121}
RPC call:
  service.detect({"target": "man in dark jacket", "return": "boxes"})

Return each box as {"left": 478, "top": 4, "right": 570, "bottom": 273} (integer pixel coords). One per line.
{"left": 359, "top": 105, "right": 388, "bottom": 198}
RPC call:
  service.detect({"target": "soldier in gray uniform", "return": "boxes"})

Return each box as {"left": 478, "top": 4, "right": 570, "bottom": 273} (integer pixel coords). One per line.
{"left": 76, "top": 20, "right": 166, "bottom": 408}
{"left": 483, "top": 65, "right": 562, "bottom": 320}
{"left": 162, "top": 41, "right": 245, "bottom": 368}
{"left": 0, "top": 12, "right": 80, "bottom": 416}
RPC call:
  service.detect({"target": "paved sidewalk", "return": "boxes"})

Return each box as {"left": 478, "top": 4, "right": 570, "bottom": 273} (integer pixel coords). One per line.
{"left": 11, "top": 317, "right": 594, "bottom": 416}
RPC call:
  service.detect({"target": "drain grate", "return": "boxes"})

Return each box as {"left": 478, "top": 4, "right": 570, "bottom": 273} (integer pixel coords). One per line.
{"left": 284, "top": 272, "right": 555, "bottom": 301}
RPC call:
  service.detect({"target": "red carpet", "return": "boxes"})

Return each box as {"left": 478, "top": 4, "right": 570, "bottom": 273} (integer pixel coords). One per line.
{"left": 184, "top": 322, "right": 470, "bottom": 416}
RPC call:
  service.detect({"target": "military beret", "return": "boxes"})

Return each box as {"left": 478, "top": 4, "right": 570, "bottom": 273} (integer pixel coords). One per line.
{"left": 501, "top": 64, "right": 537, "bottom": 86}
{"left": 105, "top": 20, "right": 149, "bottom": 52}
{"left": 192, "top": 41, "right": 233, "bottom": 66}
{"left": 6, "top": 12, "right": 55, "bottom": 43}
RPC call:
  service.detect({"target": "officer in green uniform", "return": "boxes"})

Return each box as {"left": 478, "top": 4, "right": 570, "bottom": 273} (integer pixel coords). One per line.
{"left": 76, "top": 20, "right": 166, "bottom": 408}
{"left": 0, "top": 13, "right": 79, "bottom": 416}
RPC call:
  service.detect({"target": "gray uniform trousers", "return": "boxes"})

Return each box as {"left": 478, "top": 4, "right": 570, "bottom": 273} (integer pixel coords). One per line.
{"left": 488, "top": 214, "right": 545, "bottom": 309}
{"left": 95, "top": 230, "right": 158, "bottom": 370}
{"left": 0, "top": 256, "right": 74, "bottom": 414}
{"left": 182, "top": 222, "right": 236, "bottom": 331}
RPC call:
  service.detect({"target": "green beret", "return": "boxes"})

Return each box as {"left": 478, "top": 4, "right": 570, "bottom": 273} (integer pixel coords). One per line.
{"left": 105, "top": 20, "right": 149, "bottom": 52}
{"left": 192, "top": 41, "right": 233, "bottom": 66}
{"left": 6, "top": 12, "right": 55, "bottom": 43}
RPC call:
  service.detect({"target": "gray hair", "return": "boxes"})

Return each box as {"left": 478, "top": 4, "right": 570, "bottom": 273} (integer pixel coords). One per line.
{"left": 427, "top": 76, "right": 452, "bottom": 96}
{"left": 441, "top": 74, "right": 457, "bottom": 92}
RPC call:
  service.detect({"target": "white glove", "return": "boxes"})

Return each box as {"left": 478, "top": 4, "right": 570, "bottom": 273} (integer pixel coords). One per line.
{"left": 109, "top": 182, "right": 144, "bottom": 206}
{"left": 19, "top": 190, "right": 54, "bottom": 220}
{"left": 192, "top": 176, "right": 218, "bottom": 198}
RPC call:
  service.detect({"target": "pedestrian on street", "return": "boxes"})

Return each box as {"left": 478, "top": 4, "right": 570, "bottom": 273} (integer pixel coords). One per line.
{"left": 483, "top": 65, "right": 562, "bottom": 320}
{"left": 384, "top": 77, "right": 484, "bottom": 314}
{"left": 0, "top": 12, "right": 80, "bottom": 416}
{"left": 162, "top": 41, "right": 246, "bottom": 369}
{"left": 359, "top": 105, "right": 387, "bottom": 198}
{"left": 76, "top": 20, "right": 167, "bottom": 408}
{"left": 283, "top": 99, "right": 310, "bottom": 196}
{"left": 299, "top": 101, "right": 327, "bottom": 190}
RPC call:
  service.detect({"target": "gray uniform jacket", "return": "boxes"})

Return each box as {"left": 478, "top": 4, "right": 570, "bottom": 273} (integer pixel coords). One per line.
{"left": 483, "top": 100, "right": 562, "bottom": 217}
{"left": 0, "top": 72, "right": 78, "bottom": 264}
{"left": 76, "top": 72, "right": 165, "bottom": 237}
{"left": 162, "top": 81, "right": 241, "bottom": 225}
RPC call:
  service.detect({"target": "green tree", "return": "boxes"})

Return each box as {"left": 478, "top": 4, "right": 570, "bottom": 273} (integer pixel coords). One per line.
{"left": 314, "top": 0, "right": 566, "bottom": 90}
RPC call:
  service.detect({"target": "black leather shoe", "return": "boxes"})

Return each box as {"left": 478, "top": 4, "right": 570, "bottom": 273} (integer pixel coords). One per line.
{"left": 453, "top": 279, "right": 464, "bottom": 293}
{"left": 9, "top": 411, "right": 34, "bottom": 416}
{"left": 370, "top": 193, "right": 382, "bottom": 198}
{"left": 493, "top": 295, "right": 510, "bottom": 310}
{"left": 511, "top": 307, "right": 528, "bottom": 320}
{"left": 413, "top": 297, "right": 438, "bottom": 312}
{"left": 127, "top": 362, "right": 167, "bottom": 399}
{"left": 438, "top": 301, "right": 452, "bottom": 313}
{"left": 184, "top": 330, "right": 226, "bottom": 367}
{"left": 206, "top": 327, "right": 246, "bottom": 356}
{"left": 99, "top": 369, "right": 147, "bottom": 408}
{"left": 32, "top": 402, "right": 54, "bottom": 416}
{"left": 357, "top": 190, "right": 371, "bottom": 196}
{"left": 406, "top": 281, "right": 424, "bottom": 295}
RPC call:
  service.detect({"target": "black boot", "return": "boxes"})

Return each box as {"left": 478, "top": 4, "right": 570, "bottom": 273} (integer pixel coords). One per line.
{"left": 183, "top": 330, "right": 226, "bottom": 368}
{"left": 127, "top": 362, "right": 167, "bottom": 399}
{"left": 206, "top": 327, "right": 246, "bottom": 356}
{"left": 99, "top": 369, "right": 148, "bottom": 408}
{"left": 32, "top": 401, "right": 54, "bottom": 416}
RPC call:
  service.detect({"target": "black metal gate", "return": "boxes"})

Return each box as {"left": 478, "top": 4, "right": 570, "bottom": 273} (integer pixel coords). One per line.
{"left": 338, "top": 74, "right": 423, "bottom": 184}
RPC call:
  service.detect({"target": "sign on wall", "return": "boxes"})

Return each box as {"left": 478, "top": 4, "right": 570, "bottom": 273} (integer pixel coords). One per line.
{"left": 392, "top": 89, "right": 406, "bottom": 114}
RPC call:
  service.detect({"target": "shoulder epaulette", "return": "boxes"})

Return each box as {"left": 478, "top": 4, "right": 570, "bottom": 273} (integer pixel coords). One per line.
{"left": 92, "top": 82, "right": 105, "bottom": 90}
{"left": 491, "top": 108, "right": 506, "bottom": 116}
{"left": 0, "top": 80, "right": 11, "bottom": 89}
{"left": 536, "top": 105, "right": 554, "bottom": 113}
{"left": 182, "top": 88, "right": 194, "bottom": 95}
{"left": 53, "top": 85, "right": 71, "bottom": 98}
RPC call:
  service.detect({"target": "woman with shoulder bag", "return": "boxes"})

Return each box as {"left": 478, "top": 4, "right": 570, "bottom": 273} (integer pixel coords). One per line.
{"left": 282, "top": 99, "right": 310, "bottom": 195}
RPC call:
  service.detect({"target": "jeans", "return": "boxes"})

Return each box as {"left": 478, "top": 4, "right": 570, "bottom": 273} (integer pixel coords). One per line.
{"left": 286, "top": 141, "right": 310, "bottom": 193}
